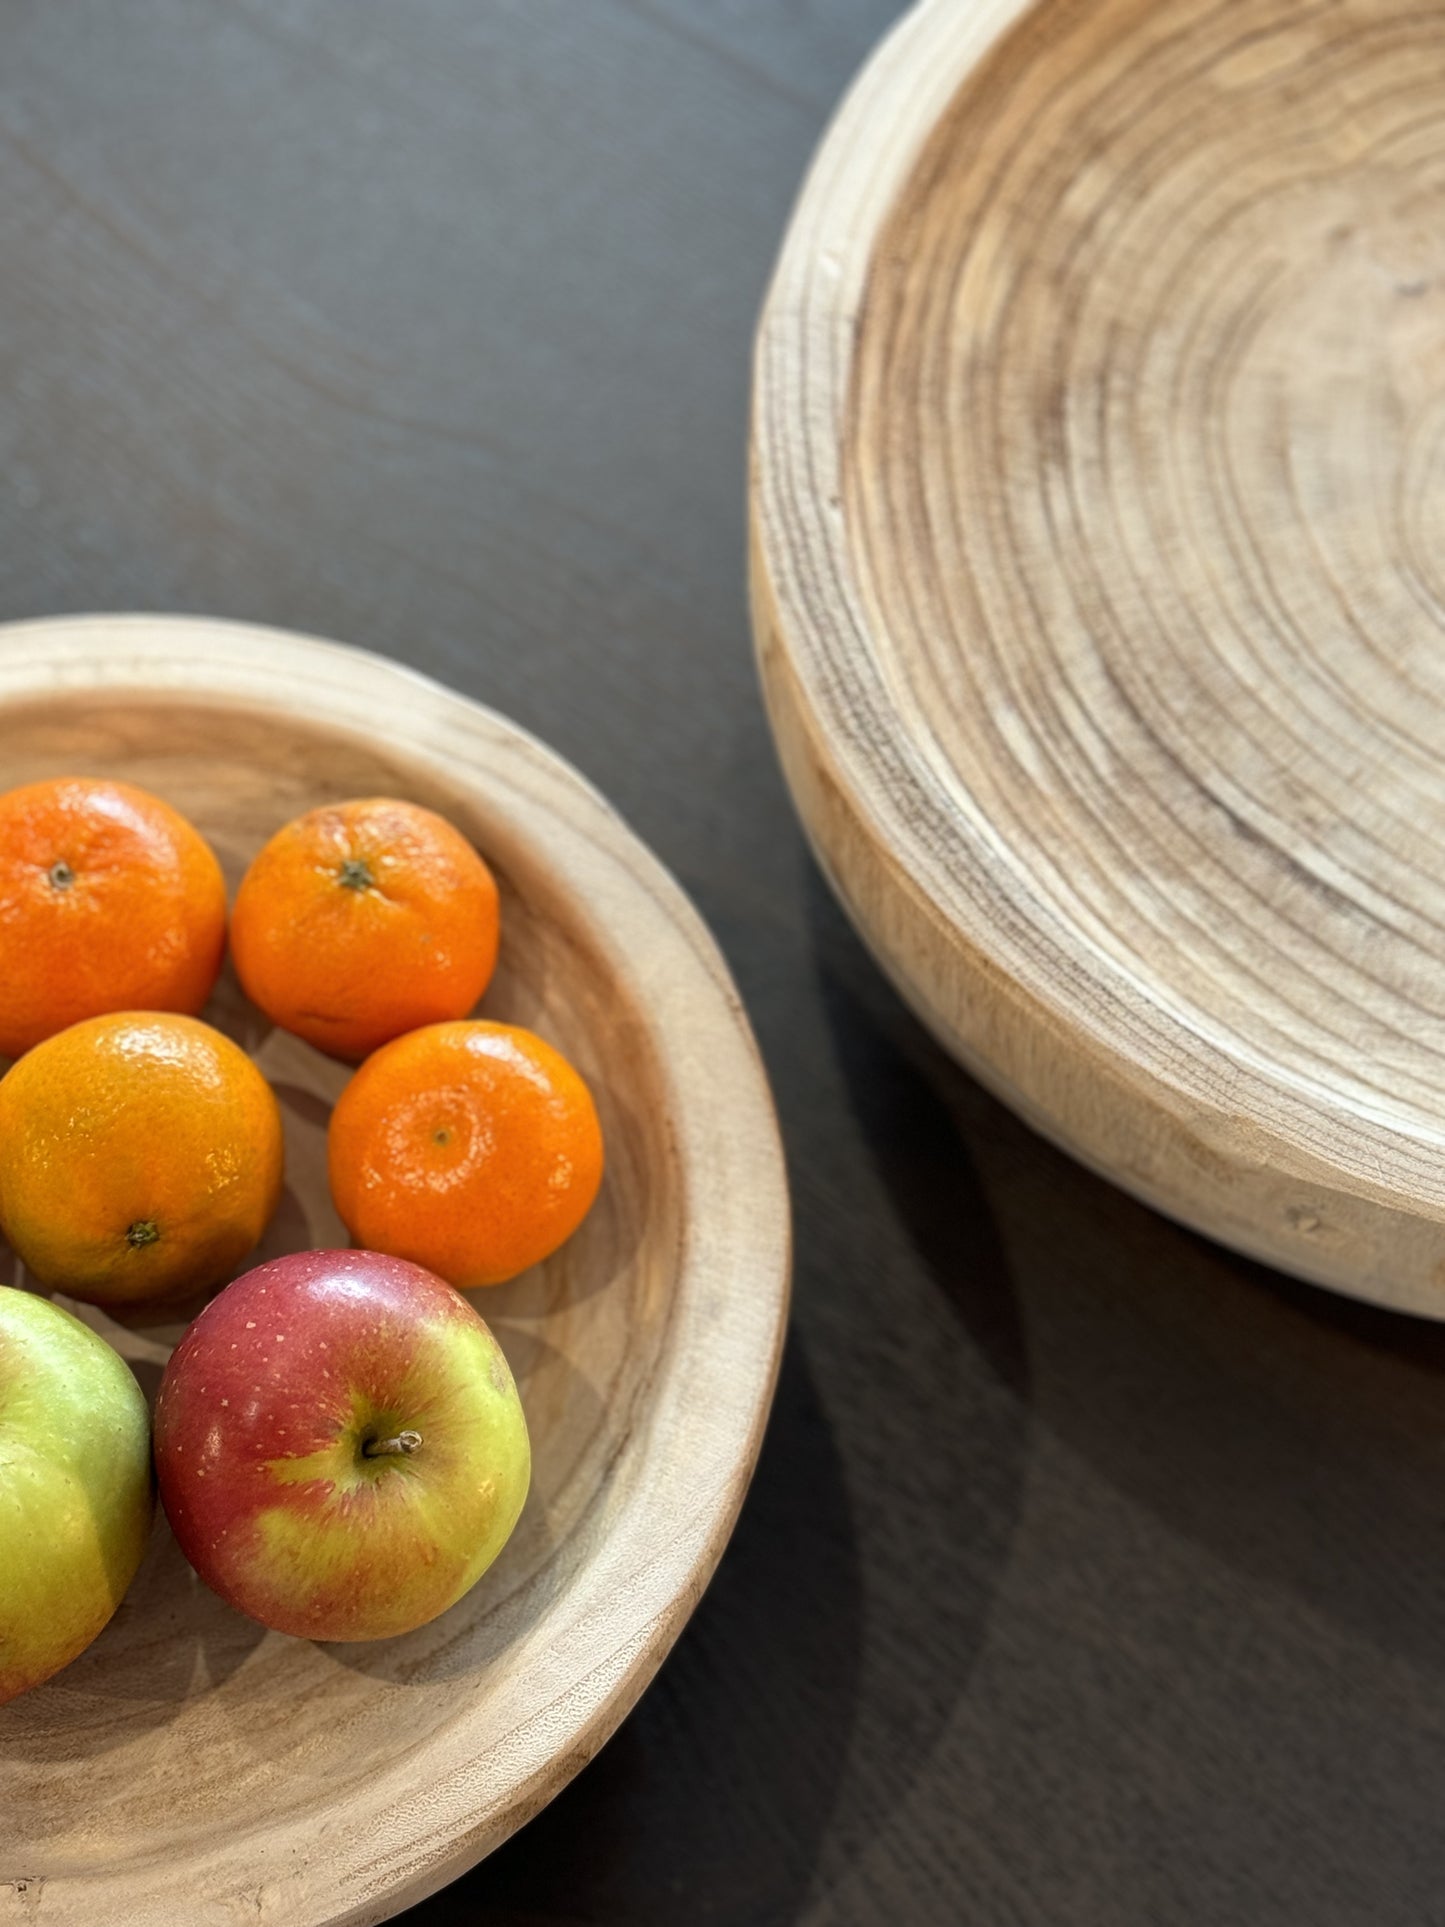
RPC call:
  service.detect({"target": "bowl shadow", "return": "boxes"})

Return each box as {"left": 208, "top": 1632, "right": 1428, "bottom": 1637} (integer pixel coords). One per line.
{"left": 399, "top": 1337, "right": 863, "bottom": 1926}
{"left": 414, "top": 865, "right": 1035, "bottom": 1923}
{"left": 806, "top": 871, "right": 1445, "bottom": 1687}
{"left": 0, "top": 1515, "right": 269, "bottom": 1764}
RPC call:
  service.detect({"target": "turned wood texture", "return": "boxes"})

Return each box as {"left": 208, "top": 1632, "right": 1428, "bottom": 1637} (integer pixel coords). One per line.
{"left": 0, "top": 616, "right": 789, "bottom": 1927}
{"left": 751, "top": 0, "right": 1445, "bottom": 1314}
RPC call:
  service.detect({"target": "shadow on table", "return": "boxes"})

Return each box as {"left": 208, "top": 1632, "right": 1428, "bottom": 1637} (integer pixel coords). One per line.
{"left": 401, "top": 865, "right": 1035, "bottom": 1924}
{"left": 807, "top": 874, "right": 1029, "bottom": 1403}
{"left": 803, "top": 863, "right": 1445, "bottom": 1685}
{"left": 400, "top": 1336, "right": 864, "bottom": 1926}
{"left": 982, "top": 1114, "right": 1445, "bottom": 1679}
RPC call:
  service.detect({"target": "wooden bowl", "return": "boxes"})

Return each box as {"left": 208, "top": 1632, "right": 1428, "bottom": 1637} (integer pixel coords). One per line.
{"left": 0, "top": 616, "right": 789, "bottom": 1923}
{"left": 752, "top": 0, "right": 1445, "bottom": 1315}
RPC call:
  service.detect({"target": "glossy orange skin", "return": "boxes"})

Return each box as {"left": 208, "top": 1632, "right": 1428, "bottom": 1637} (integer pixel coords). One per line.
{"left": 0, "top": 777, "right": 227, "bottom": 1059}
{"left": 230, "top": 797, "right": 500, "bottom": 1061}
{"left": 328, "top": 1021, "right": 604, "bottom": 1287}
{"left": 0, "top": 1012, "right": 285, "bottom": 1306}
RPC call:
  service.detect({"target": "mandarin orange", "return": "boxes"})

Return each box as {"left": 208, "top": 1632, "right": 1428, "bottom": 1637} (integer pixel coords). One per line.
{"left": 328, "top": 1020, "right": 604, "bottom": 1287}
{"left": 0, "top": 1012, "right": 284, "bottom": 1305}
{"left": 230, "top": 797, "right": 500, "bottom": 1061}
{"left": 0, "top": 777, "right": 226, "bottom": 1059}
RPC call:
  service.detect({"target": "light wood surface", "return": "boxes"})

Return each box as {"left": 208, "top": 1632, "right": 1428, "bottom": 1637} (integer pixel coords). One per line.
{"left": 751, "top": 0, "right": 1445, "bottom": 1315}
{"left": 0, "top": 615, "right": 789, "bottom": 1926}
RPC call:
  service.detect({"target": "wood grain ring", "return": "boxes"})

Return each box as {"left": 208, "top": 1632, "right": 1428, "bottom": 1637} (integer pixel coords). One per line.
{"left": 751, "top": 0, "right": 1445, "bottom": 1314}
{"left": 0, "top": 615, "right": 790, "bottom": 1925}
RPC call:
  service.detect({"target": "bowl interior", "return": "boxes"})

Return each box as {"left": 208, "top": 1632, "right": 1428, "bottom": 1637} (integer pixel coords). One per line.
{"left": 0, "top": 693, "right": 679, "bottom": 1886}
{"left": 846, "top": 0, "right": 1445, "bottom": 1149}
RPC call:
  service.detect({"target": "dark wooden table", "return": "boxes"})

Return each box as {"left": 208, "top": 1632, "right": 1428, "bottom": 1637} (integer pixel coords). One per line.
{"left": 6, "top": 4, "right": 1445, "bottom": 1922}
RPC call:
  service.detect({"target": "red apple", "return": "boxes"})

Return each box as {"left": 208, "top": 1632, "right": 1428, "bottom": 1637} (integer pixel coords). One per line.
{"left": 153, "top": 1249, "right": 530, "bottom": 1641}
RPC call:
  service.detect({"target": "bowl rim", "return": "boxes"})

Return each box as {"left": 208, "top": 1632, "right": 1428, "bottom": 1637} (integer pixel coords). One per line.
{"left": 0, "top": 612, "right": 792, "bottom": 1924}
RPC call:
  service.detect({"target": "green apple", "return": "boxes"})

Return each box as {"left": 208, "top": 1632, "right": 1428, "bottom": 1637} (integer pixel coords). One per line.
{"left": 0, "top": 1287, "right": 154, "bottom": 1704}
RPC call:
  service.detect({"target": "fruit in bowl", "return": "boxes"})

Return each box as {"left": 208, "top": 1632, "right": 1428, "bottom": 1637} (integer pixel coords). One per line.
{"left": 328, "top": 1019, "right": 605, "bottom": 1287}
{"left": 0, "top": 1286, "right": 153, "bottom": 1705}
{"left": 0, "top": 1011, "right": 284, "bottom": 1305}
{"left": 0, "top": 776, "right": 226, "bottom": 1058}
{"left": 153, "top": 1249, "right": 531, "bottom": 1641}
{"left": 231, "top": 796, "right": 500, "bottom": 1060}
{"left": 0, "top": 620, "right": 786, "bottom": 1922}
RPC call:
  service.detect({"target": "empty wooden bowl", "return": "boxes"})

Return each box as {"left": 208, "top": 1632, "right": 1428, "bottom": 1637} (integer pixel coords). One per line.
{"left": 752, "top": 0, "right": 1445, "bottom": 1315}
{"left": 0, "top": 616, "right": 789, "bottom": 1924}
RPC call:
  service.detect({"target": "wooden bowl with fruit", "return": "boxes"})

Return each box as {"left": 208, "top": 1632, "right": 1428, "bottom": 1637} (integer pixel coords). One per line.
{"left": 0, "top": 615, "right": 789, "bottom": 1926}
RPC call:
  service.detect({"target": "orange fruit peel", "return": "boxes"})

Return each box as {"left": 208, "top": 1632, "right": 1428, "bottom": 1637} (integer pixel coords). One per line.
{"left": 328, "top": 1020, "right": 604, "bottom": 1287}
{"left": 231, "top": 798, "right": 500, "bottom": 1060}
{"left": 0, "top": 777, "right": 226, "bottom": 1059}
{"left": 0, "top": 1012, "right": 285, "bottom": 1305}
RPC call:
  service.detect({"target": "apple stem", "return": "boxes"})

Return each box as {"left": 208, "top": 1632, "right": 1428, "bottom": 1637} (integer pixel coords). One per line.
{"left": 363, "top": 1429, "right": 422, "bottom": 1458}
